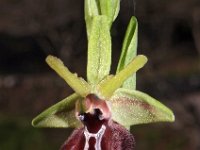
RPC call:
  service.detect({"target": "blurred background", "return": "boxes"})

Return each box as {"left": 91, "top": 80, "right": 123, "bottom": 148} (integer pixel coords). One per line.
{"left": 0, "top": 0, "right": 200, "bottom": 149}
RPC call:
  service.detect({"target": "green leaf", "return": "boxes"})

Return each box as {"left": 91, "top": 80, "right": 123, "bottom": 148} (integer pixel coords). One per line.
{"left": 84, "top": 0, "right": 120, "bottom": 37}
{"left": 117, "top": 17, "right": 138, "bottom": 90}
{"left": 87, "top": 16, "right": 111, "bottom": 84}
{"left": 110, "top": 88, "right": 175, "bottom": 128}
{"left": 32, "top": 93, "right": 82, "bottom": 128}
{"left": 46, "top": 55, "right": 91, "bottom": 97}
{"left": 84, "top": 0, "right": 100, "bottom": 19}
{"left": 112, "top": 0, "right": 120, "bottom": 21}
{"left": 98, "top": 55, "right": 147, "bottom": 99}
{"left": 99, "top": 0, "right": 120, "bottom": 26}
{"left": 84, "top": 0, "right": 100, "bottom": 37}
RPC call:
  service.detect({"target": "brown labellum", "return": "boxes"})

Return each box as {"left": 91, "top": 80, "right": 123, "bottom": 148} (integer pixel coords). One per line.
{"left": 60, "top": 94, "right": 135, "bottom": 150}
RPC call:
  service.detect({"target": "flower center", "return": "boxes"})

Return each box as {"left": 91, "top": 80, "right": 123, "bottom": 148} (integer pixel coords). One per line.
{"left": 77, "top": 94, "right": 112, "bottom": 149}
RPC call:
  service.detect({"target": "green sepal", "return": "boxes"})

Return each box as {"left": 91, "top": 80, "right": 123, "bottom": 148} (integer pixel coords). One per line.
{"left": 98, "top": 55, "right": 147, "bottom": 99}
{"left": 32, "top": 93, "right": 82, "bottom": 128}
{"left": 46, "top": 55, "right": 91, "bottom": 97}
{"left": 110, "top": 88, "right": 175, "bottom": 129}
{"left": 117, "top": 16, "right": 138, "bottom": 90}
{"left": 87, "top": 16, "right": 111, "bottom": 85}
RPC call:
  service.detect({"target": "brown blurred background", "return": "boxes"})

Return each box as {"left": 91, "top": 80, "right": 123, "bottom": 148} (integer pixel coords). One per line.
{"left": 0, "top": 0, "right": 200, "bottom": 149}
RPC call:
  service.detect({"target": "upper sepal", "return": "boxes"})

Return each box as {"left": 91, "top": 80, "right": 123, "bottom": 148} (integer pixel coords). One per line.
{"left": 32, "top": 93, "right": 82, "bottom": 128}
{"left": 110, "top": 88, "right": 175, "bottom": 128}
{"left": 87, "top": 16, "right": 111, "bottom": 85}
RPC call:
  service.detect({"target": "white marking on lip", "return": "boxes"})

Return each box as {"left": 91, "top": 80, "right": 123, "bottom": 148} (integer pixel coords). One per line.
{"left": 83, "top": 125, "right": 106, "bottom": 150}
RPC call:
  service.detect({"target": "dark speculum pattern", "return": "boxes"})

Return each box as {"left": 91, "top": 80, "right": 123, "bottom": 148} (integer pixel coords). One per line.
{"left": 60, "top": 94, "right": 135, "bottom": 150}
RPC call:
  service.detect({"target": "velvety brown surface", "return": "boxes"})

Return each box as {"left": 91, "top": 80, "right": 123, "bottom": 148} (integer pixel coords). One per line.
{"left": 60, "top": 121, "right": 135, "bottom": 150}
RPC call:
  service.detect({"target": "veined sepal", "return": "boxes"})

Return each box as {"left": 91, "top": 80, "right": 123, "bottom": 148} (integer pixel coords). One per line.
{"left": 32, "top": 93, "right": 82, "bottom": 128}
{"left": 87, "top": 16, "right": 111, "bottom": 85}
{"left": 110, "top": 88, "right": 175, "bottom": 129}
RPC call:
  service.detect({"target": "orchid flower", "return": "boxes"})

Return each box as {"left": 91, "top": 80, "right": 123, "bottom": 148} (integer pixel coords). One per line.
{"left": 32, "top": 0, "right": 175, "bottom": 149}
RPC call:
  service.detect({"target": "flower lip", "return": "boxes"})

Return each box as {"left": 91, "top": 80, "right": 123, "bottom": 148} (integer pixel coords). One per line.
{"left": 78, "top": 108, "right": 107, "bottom": 133}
